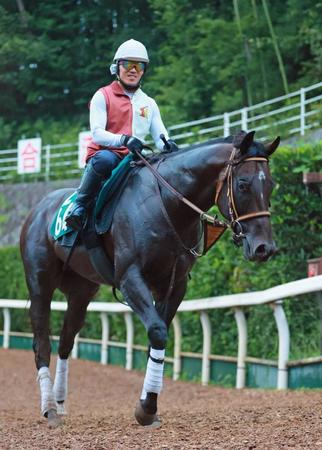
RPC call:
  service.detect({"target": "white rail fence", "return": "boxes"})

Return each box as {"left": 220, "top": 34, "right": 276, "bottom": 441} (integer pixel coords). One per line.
{"left": 170, "top": 82, "right": 322, "bottom": 146}
{"left": 0, "top": 82, "right": 321, "bottom": 182}
{"left": 1, "top": 276, "right": 321, "bottom": 389}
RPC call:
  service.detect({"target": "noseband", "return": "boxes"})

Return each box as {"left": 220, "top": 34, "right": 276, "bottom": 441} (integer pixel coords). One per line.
{"left": 215, "top": 147, "right": 270, "bottom": 245}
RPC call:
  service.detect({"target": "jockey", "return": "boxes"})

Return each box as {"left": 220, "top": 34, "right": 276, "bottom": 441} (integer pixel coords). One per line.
{"left": 66, "top": 38, "right": 179, "bottom": 231}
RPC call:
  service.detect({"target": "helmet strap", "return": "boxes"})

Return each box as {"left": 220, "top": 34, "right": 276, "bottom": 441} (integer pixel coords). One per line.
{"left": 117, "top": 75, "right": 142, "bottom": 91}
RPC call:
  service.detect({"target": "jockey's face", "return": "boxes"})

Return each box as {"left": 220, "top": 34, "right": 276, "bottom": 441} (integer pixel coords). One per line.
{"left": 118, "top": 60, "right": 145, "bottom": 90}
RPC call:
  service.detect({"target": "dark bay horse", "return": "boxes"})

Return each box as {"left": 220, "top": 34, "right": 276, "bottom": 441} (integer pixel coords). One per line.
{"left": 20, "top": 131, "right": 279, "bottom": 428}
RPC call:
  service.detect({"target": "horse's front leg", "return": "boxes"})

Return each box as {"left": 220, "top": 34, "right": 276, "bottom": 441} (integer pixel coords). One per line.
{"left": 155, "top": 277, "right": 188, "bottom": 330}
{"left": 53, "top": 357, "right": 69, "bottom": 416}
{"left": 119, "top": 264, "right": 168, "bottom": 427}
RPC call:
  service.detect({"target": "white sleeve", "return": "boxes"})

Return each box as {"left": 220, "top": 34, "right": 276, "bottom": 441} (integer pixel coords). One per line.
{"left": 149, "top": 99, "right": 169, "bottom": 151}
{"left": 89, "top": 90, "right": 123, "bottom": 147}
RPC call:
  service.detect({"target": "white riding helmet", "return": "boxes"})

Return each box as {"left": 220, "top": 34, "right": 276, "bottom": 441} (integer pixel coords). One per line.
{"left": 110, "top": 39, "right": 149, "bottom": 75}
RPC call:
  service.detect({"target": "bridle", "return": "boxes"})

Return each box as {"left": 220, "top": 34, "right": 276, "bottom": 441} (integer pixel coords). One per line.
{"left": 215, "top": 147, "right": 271, "bottom": 245}
{"left": 133, "top": 145, "right": 271, "bottom": 252}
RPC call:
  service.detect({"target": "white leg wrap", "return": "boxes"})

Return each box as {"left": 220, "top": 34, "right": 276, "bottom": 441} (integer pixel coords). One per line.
{"left": 141, "top": 348, "right": 165, "bottom": 400}
{"left": 37, "top": 367, "right": 56, "bottom": 416}
{"left": 53, "top": 357, "right": 69, "bottom": 403}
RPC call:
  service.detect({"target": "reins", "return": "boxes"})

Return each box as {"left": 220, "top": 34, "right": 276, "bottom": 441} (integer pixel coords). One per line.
{"left": 133, "top": 145, "right": 270, "bottom": 253}
{"left": 134, "top": 150, "right": 225, "bottom": 227}
{"left": 154, "top": 160, "right": 205, "bottom": 257}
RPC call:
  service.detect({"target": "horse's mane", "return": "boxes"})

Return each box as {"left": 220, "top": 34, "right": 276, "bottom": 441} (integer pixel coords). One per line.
{"left": 147, "top": 130, "right": 267, "bottom": 163}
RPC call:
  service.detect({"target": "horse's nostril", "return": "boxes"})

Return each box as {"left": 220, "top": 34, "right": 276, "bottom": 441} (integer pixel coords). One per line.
{"left": 254, "top": 243, "right": 277, "bottom": 260}
{"left": 255, "top": 244, "right": 267, "bottom": 256}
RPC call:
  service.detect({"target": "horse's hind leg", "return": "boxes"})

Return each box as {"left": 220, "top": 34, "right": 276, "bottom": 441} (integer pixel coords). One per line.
{"left": 28, "top": 277, "right": 62, "bottom": 427}
{"left": 53, "top": 272, "right": 99, "bottom": 415}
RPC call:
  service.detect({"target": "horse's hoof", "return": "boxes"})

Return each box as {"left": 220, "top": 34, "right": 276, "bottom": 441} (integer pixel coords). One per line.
{"left": 134, "top": 401, "right": 161, "bottom": 428}
{"left": 47, "top": 408, "right": 63, "bottom": 428}
{"left": 56, "top": 401, "right": 67, "bottom": 415}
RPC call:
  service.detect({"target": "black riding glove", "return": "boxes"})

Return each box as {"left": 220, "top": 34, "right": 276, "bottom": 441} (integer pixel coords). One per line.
{"left": 121, "top": 135, "right": 144, "bottom": 155}
{"left": 163, "top": 139, "right": 179, "bottom": 153}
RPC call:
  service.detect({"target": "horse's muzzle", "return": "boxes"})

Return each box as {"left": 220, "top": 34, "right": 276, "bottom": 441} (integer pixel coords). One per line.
{"left": 244, "top": 239, "right": 277, "bottom": 262}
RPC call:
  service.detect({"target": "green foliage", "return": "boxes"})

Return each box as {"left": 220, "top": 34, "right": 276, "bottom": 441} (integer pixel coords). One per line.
{"left": 0, "top": 246, "right": 28, "bottom": 299}
{"left": 0, "top": 142, "right": 321, "bottom": 360}
{"left": 0, "top": 193, "right": 9, "bottom": 238}
{"left": 0, "top": 1, "right": 321, "bottom": 146}
{"left": 0, "top": 246, "right": 30, "bottom": 333}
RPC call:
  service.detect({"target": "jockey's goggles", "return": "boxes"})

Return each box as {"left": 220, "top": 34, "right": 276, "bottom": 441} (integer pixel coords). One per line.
{"left": 118, "top": 60, "right": 146, "bottom": 72}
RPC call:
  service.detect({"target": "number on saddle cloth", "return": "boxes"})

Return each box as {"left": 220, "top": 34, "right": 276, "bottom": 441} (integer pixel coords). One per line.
{"left": 50, "top": 192, "right": 78, "bottom": 241}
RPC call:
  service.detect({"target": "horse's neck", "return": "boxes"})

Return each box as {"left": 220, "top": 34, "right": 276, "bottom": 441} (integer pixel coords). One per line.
{"left": 161, "top": 142, "right": 232, "bottom": 209}
{"left": 158, "top": 142, "right": 232, "bottom": 231}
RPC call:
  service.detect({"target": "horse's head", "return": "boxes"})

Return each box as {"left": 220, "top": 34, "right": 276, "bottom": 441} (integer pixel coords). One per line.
{"left": 216, "top": 131, "right": 280, "bottom": 262}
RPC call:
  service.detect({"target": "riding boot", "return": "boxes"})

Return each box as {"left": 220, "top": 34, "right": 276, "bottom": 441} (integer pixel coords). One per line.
{"left": 65, "top": 159, "right": 104, "bottom": 231}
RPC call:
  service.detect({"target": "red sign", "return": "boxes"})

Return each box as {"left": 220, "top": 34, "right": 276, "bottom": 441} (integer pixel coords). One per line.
{"left": 18, "top": 138, "right": 41, "bottom": 174}
{"left": 307, "top": 258, "right": 322, "bottom": 277}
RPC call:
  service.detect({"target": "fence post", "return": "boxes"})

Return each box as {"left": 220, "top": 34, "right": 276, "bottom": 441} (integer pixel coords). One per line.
{"left": 124, "top": 312, "right": 134, "bottom": 370}
{"left": 234, "top": 308, "right": 247, "bottom": 388}
{"left": 200, "top": 311, "right": 211, "bottom": 386}
{"left": 100, "top": 312, "right": 109, "bottom": 365}
{"left": 300, "top": 88, "right": 306, "bottom": 136}
{"left": 223, "top": 113, "right": 230, "bottom": 137}
{"left": 172, "top": 315, "right": 182, "bottom": 381}
{"left": 272, "top": 301, "right": 290, "bottom": 389}
{"left": 241, "top": 108, "right": 248, "bottom": 131}
{"left": 3, "top": 308, "right": 11, "bottom": 349}
{"left": 45, "top": 144, "right": 51, "bottom": 181}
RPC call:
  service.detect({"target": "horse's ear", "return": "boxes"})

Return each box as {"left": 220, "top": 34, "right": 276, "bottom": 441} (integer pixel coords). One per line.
{"left": 264, "top": 136, "right": 280, "bottom": 156}
{"left": 237, "top": 130, "right": 255, "bottom": 154}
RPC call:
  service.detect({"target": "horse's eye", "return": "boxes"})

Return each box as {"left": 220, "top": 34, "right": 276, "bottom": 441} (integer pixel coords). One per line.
{"left": 238, "top": 180, "right": 250, "bottom": 193}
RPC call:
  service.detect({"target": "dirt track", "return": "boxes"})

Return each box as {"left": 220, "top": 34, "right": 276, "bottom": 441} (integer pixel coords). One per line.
{"left": 0, "top": 349, "right": 321, "bottom": 450}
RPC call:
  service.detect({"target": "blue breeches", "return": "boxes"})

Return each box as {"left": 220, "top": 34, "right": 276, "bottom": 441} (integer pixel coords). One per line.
{"left": 89, "top": 150, "right": 121, "bottom": 178}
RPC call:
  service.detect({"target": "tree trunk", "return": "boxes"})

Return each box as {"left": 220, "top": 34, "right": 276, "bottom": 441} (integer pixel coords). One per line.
{"left": 251, "top": 0, "right": 269, "bottom": 99}
{"left": 233, "top": 0, "right": 253, "bottom": 107}
{"left": 16, "top": 0, "right": 28, "bottom": 26}
{"left": 261, "top": 0, "right": 289, "bottom": 94}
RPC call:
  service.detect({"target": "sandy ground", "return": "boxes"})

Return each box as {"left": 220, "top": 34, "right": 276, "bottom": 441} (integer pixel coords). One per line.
{"left": 0, "top": 349, "right": 321, "bottom": 450}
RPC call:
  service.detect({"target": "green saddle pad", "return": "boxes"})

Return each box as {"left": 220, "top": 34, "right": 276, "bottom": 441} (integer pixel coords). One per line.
{"left": 94, "top": 154, "right": 133, "bottom": 217}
